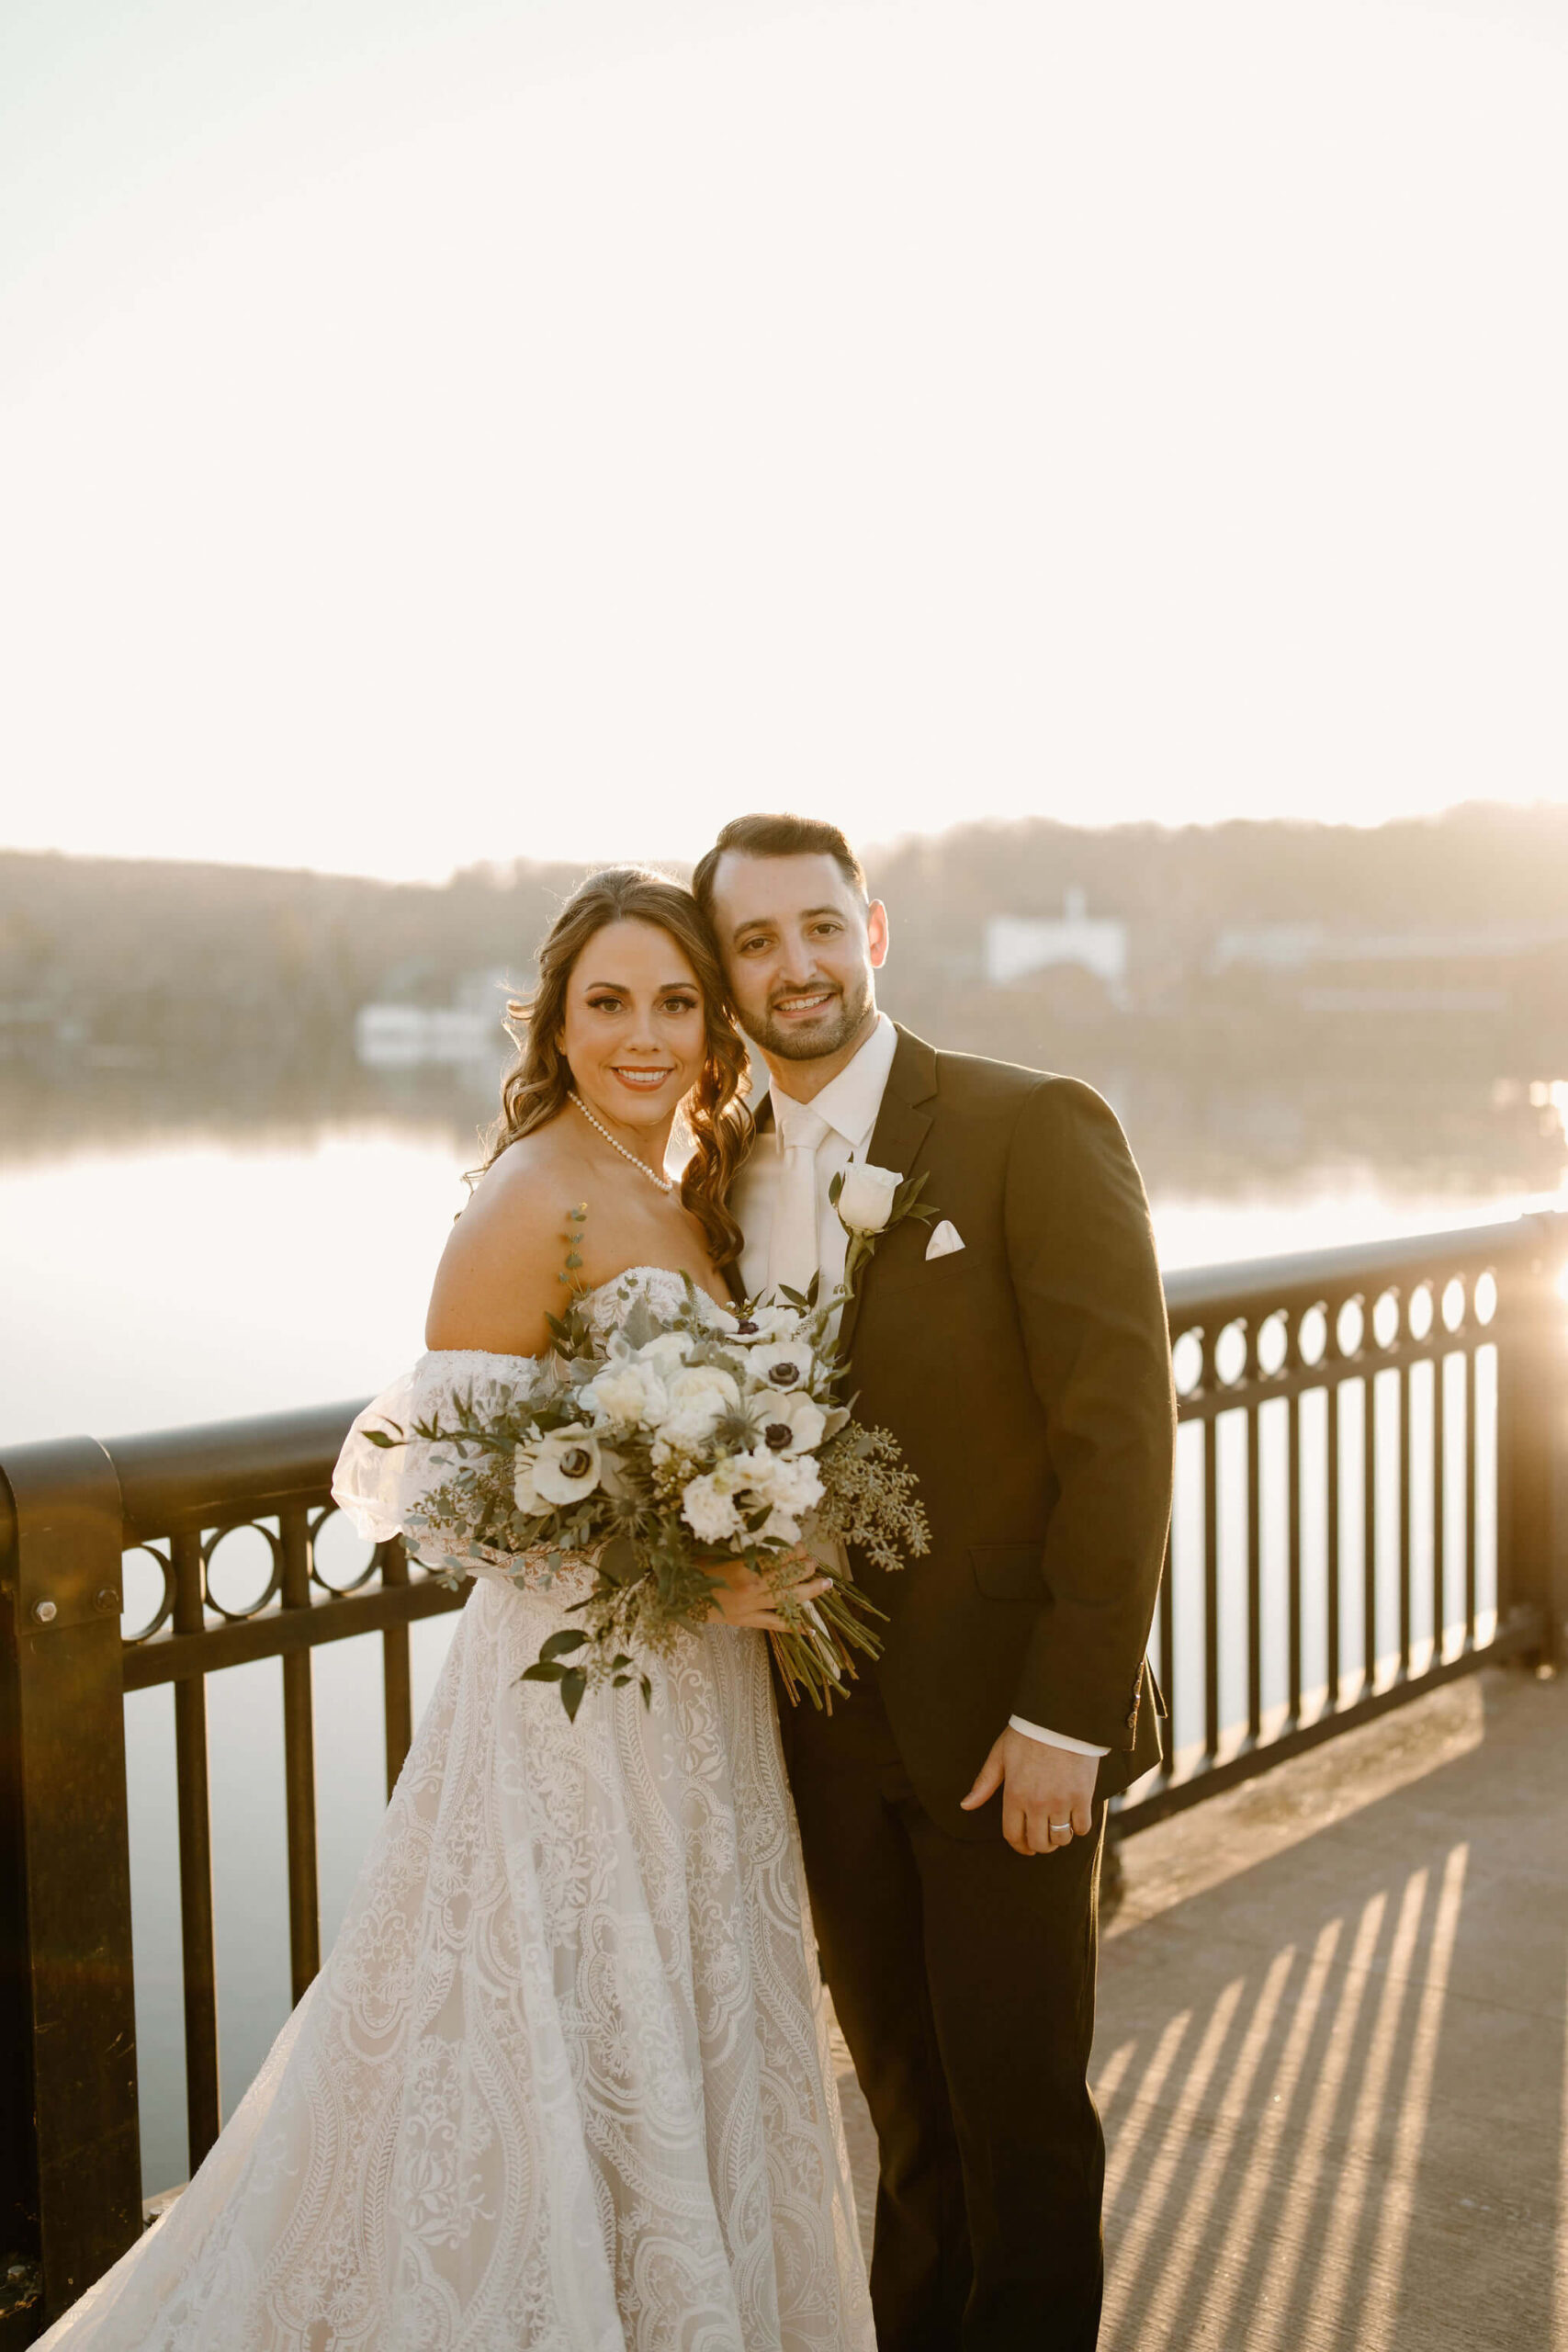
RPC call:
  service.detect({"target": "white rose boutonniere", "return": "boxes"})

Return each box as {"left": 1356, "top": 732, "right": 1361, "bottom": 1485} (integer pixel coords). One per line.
{"left": 835, "top": 1161, "right": 902, "bottom": 1236}
{"left": 828, "top": 1158, "right": 940, "bottom": 1309}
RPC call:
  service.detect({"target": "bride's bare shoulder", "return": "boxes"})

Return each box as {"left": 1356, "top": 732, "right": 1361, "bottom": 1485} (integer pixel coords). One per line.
{"left": 424, "top": 1126, "right": 594, "bottom": 1353}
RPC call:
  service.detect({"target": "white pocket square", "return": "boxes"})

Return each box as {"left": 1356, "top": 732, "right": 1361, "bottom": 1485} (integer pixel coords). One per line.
{"left": 925, "top": 1220, "right": 965, "bottom": 1261}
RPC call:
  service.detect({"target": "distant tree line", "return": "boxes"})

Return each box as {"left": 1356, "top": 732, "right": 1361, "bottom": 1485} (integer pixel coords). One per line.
{"left": 4, "top": 800, "right": 1567, "bottom": 1089}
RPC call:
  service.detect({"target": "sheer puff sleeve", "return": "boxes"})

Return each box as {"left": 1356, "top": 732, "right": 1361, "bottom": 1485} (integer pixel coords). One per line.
{"left": 331, "top": 1351, "right": 557, "bottom": 1591}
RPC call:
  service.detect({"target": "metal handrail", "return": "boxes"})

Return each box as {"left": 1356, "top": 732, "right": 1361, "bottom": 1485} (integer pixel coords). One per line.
{"left": 1161, "top": 1206, "right": 1561, "bottom": 1315}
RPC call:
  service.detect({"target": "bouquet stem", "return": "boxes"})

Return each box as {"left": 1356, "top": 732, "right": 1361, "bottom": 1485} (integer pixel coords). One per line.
{"left": 767, "top": 1577, "right": 887, "bottom": 1712}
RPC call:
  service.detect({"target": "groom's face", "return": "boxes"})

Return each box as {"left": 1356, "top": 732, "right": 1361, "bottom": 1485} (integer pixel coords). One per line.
{"left": 705, "top": 851, "right": 887, "bottom": 1063}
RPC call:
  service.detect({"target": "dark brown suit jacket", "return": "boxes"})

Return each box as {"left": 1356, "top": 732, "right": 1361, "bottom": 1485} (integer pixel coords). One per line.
{"left": 821, "top": 1023, "right": 1176, "bottom": 1837}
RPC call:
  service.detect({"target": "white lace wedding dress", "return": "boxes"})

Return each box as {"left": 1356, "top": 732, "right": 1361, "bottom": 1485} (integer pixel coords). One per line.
{"left": 39, "top": 1270, "right": 872, "bottom": 2352}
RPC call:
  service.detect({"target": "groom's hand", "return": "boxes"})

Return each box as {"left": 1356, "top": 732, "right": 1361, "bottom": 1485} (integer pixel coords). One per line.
{"left": 960, "top": 1727, "right": 1099, "bottom": 1856}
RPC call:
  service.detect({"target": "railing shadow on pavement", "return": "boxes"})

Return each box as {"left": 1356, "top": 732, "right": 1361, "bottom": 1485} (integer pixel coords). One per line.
{"left": 1092, "top": 1667, "right": 1567, "bottom": 2351}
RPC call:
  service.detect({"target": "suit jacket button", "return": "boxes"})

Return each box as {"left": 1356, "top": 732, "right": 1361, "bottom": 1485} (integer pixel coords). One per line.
{"left": 1125, "top": 1708, "right": 1138, "bottom": 1730}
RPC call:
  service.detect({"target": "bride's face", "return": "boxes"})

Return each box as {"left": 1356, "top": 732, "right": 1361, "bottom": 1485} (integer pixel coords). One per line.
{"left": 558, "top": 918, "right": 709, "bottom": 1135}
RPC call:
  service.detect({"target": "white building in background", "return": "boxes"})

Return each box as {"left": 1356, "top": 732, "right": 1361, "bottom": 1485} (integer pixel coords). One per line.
{"left": 355, "top": 968, "right": 514, "bottom": 1069}
{"left": 983, "top": 888, "right": 1129, "bottom": 1001}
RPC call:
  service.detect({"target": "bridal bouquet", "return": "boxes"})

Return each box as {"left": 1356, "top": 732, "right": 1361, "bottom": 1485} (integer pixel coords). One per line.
{"left": 361, "top": 1175, "right": 934, "bottom": 1718}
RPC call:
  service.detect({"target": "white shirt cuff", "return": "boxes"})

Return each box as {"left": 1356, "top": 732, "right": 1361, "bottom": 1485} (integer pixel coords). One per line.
{"left": 1009, "top": 1715, "right": 1111, "bottom": 1758}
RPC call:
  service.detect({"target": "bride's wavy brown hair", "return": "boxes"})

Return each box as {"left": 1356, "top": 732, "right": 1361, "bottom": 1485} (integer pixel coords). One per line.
{"left": 476, "top": 866, "right": 754, "bottom": 1269}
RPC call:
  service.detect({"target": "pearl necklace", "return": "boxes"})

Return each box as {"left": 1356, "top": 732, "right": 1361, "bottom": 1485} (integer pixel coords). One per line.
{"left": 569, "top": 1092, "right": 675, "bottom": 1194}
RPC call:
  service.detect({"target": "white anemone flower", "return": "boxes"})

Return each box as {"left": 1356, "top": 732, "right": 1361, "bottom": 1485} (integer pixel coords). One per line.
{"left": 530, "top": 1427, "right": 604, "bottom": 1505}
{"left": 728, "top": 1306, "right": 808, "bottom": 1344}
{"left": 748, "top": 1339, "right": 817, "bottom": 1395}
{"left": 754, "top": 1390, "right": 827, "bottom": 1457}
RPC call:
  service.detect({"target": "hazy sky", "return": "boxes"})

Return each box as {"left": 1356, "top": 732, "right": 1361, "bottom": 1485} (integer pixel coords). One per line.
{"left": 4, "top": 0, "right": 1565, "bottom": 882}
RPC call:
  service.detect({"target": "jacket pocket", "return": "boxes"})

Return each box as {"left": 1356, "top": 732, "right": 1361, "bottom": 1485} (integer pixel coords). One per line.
{"left": 970, "top": 1542, "right": 1045, "bottom": 1601}
{"left": 872, "top": 1247, "right": 975, "bottom": 1298}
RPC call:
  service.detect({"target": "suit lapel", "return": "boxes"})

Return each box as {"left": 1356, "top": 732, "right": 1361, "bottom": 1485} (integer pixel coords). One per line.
{"left": 836, "top": 1024, "right": 938, "bottom": 1362}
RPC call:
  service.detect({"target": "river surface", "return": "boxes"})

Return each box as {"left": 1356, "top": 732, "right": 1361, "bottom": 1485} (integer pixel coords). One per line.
{"left": 2, "top": 1103, "right": 1562, "bottom": 2192}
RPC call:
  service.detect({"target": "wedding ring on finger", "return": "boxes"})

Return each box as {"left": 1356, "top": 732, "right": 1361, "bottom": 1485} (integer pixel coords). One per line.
{"left": 1047, "top": 1820, "right": 1074, "bottom": 1842}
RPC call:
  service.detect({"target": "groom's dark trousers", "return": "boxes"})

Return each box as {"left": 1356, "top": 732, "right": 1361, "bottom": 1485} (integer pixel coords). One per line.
{"left": 777, "top": 1028, "right": 1175, "bottom": 2352}
{"left": 790, "top": 1681, "right": 1109, "bottom": 2349}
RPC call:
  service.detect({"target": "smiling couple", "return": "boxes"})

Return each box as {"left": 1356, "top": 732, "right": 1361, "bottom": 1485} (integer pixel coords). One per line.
{"left": 37, "top": 815, "right": 1174, "bottom": 2352}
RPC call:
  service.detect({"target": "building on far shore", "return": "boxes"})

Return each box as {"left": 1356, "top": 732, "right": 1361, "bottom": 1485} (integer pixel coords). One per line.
{"left": 983, "top": 888, "right": 1130, "bottom": 1005}
{"left": 355, "top": 968, "right": 514, "bottom": 1069}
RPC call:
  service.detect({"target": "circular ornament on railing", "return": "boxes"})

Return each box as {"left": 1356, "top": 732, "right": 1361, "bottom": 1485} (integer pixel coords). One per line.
{"left": 1336, "top": 1296, "right": 1365, "bottom": 1357}
{"left": 1213, "top": 1319, "right": 1248, "bottom": 1387}
{"left": 1257, "top": 1309, "right": 1290, "bottom": 1378}
{"left": 1372, "top": 1288, "right": 1401, "bottom": 1350}
{"left": 1441, "top": 1276, "right": 1467, "bottom": 1333}
{"left": 1297, "top": 1303, "right": 1329, "bottom": 1367}
{"left": 1473, "top": 1270, "right": 1498, "bottom": 1326}
{"left": 1407, "top": 1283, "right": 1435, "bottom": 1341}
{"left": 203, "top": 1521, "right": 283, "bottom": 1622}
{"left": 310, "top": 1506, "right": 380, "bottom": 1596}
{"left": 1171, "top": 1329, "right": 1204, "bottom": 1398}
{"left": 119, "top": 1544, "right": 175, "bottom": 1644}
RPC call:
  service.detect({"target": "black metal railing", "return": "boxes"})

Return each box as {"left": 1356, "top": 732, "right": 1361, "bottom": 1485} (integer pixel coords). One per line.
{"left": 2, "top": 1212, "right": 1565, "bottom": 2337}
{"left": 0, "top": 1406, "right": 467, "bottom": 2342}
{"left": 1119, "top": 1209, "right": 1567, "bottom": 1829}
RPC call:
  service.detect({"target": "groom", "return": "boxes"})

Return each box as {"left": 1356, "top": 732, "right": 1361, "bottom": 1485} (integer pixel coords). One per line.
{"left": 694, "top": 814, "right": 1176, "bottom": 2352}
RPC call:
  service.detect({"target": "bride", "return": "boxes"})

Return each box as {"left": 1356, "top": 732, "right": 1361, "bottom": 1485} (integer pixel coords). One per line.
{"left": 39, "top": 867, "right": 874, "bottom": 2352}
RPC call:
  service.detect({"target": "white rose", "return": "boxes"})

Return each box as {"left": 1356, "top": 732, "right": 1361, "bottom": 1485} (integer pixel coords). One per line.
{"left": 583, "top": 1360, "right": 669, "bottom": 1430}
{"left": 718, "top": 1444, "right": 824, "bottom": 1545}
{"left": 753, "top": 1389, "right": 827, "bottom": 1458}
{"left": 529, "top": 1426, "right": 604, "bottom": 1505}
{"left": 657, "top": 1363, "right": 742, "bottom": 1446}
{"left": 836, "top": 1160, "right": 902, "bottom": 1236}
{"left": 749, "top": 1448, "right": 824, "bottom": 1517}
{"left": 637, "top": 1331, "right": 696, "bottom": 1372}
{"left": 748, "top": 1339, "right": 817, "bottom": 1395}
{"left": 681, "top": 1472, "right": 742, "bottom": 1545}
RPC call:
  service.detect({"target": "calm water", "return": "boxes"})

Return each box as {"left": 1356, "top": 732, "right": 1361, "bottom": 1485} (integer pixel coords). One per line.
{"left": 2, "top": 1107, "right": 1560, "bottom": 2191}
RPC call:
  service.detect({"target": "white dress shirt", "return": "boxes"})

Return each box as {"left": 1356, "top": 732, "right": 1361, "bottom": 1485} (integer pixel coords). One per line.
{"left": 733, "top": 1013, "right": 1108, "bottom": 1763}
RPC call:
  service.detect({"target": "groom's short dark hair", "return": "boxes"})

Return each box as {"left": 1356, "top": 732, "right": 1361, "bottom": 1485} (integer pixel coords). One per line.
{"left": 692, "top": 814, "right": 868, "bottom": 918}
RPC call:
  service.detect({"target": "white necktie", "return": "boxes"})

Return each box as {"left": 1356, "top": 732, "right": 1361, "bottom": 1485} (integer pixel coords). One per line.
{"left": 766, "top": 1096, "right": 830, "bottom": 1300}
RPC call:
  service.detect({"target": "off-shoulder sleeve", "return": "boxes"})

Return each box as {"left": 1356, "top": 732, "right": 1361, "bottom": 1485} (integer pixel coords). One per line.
{"left": 333, "top": 1372, "right": 418, "bottom": 1544}
{"left": 331, "top": 1351, "right": 557, "bottom": 1590}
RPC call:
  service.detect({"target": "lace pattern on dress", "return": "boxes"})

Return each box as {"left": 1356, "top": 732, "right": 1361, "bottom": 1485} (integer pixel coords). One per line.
{"left": 36, "top": 1269, "right": 871, "bottom": 2352}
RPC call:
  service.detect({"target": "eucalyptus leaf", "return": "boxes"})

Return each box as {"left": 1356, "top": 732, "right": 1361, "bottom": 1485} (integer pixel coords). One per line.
{"left": 619, "top": 1297, "right": 660, "bottom": 1351}
{"left": 538, "top": 1628, "right": 589, "bottom": 1662}
{"left": 600, "top": 1533, "right": 641, "bottom": 1586}
{"left": 520, "top": 1661, "right": 565, "bottom": 1683}
{"left": 560, "top": 1668, "right": 588, "bottom": 1723}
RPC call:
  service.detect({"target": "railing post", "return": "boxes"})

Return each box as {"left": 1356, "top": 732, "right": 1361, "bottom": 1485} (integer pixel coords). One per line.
{"left": 0, "top": 1440, "right": 141, "bottom": 2338}
{"left": 1495, "top": 1217, "right": 1568, "bottom": 1670}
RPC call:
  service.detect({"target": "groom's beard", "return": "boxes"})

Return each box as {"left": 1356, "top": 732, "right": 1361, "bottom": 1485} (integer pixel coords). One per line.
{"left": 749, "top": 967, "right": 876, "bottom": 1062}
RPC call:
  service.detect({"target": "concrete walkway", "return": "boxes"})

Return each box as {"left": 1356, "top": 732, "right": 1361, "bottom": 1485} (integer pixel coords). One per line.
{"left": 830, "top": 1666, "right": 1568, "bottom": 2350}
